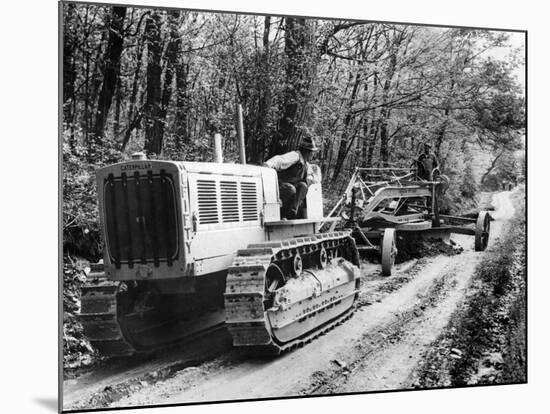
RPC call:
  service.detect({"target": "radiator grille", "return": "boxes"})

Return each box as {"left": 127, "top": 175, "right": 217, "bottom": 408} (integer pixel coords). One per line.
{"left": 194, "top": 177, "right": 259, "bottom": 226}
{"left": 197, "top": 180, "right": 219, "bottom": 224}
{"left": 220, "top": 181, "right": 239, "bottom": 222}
{"left": 241, "top": 181, "right": 258, "bottom": 221}
{"left": 103, "top": 171, "right": 178, "bottom": 268}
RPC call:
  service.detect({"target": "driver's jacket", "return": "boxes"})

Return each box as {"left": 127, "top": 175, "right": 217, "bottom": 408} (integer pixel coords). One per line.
{"left": 417, "top": 152, "right": 439, "bottom": 178}
{"left": 264, "top": 151, "right": 320, "bottom": 186}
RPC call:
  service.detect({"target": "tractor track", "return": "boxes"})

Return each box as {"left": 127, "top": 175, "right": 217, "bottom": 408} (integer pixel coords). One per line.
{"left": 224, "top": 231, "right": 360, "bottom": 354}
{"left": 63, "top": 191, "right": 515, "bottom": 412}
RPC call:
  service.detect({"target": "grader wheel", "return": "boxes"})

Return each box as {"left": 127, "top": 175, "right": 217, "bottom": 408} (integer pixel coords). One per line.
{"left": 475, "top": 211, "right": 491, "bottom": 251}
{"left": 381, "top": 228, "right": 397, "bottom": 276}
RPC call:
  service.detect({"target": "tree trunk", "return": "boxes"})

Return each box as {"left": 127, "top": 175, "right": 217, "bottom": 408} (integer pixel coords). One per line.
{"left": 174, "top": 60, "right": 189, "bottom": 151}
{"left": 156, "top": 10, "right": 181, "bottom": 148}
{"left": 378, "top": 106, "right": 391, "bottom": 164}
{"left": 322, "top": 70, "right": 353, "bottom": 175}
{"left": 83, "top": 7, "right": 90, "bottom": 147}
{"left": 332, "top": 70, "right": 362, "bottom": 180}
{"left": 113, "top": 78, "right": 122, "bottom": 138}
{"left": 378, "top": 47, "right": 398, "bottom": 165}
{"left": 481, "top": 149, "right": 505, "bottom": 184}
{"left": 271, "top": 17, "right": 307, "bottom": 156}
{"left": 143, "top": 11, "right": 163, "bottom": 155}
{"left": 90, "top": 27, "right": 108, "bottom": 139}
{"left": 360, "top": 121, "right": 369, "bottom": 167}
{"left": 62, "top": 3, "right": 77, "bottom": 131}
{"left": 362, "top": 31, "right": 380, "bottom": 168}
{"left": 435, "top": 104, "right": 451, "bottom": 158}
{"left": 121, "top": 25, "right": 146, "bottom": 151}
{"left": 173, "top": 12, "right": 189, "bottom": 152}
{"left": 93, "top": 6, "right": 127, "bottom": 140}
{"left": 251, "top": 16, "right": 272, "bottom": 164}
{"left": 435, "top": 76, "right": 455, "bottom": 159}
{"left": 366, "top": 119, "right": 380, "bottom": 167}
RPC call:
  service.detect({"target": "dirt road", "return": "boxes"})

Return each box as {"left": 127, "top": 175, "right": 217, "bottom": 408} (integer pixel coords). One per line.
{"left": 63, "top": 191, "right": 516, "bottom": 411}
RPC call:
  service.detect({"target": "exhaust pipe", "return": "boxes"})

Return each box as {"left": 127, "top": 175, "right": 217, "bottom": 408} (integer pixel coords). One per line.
{"left": 236, "top": 103, "right": 246, "bottom": 164}
{"left": 212, "top": 102, "right": 245, "bottom": 164}
{"left": 214, "top": 133, "right": 223, "bottom": 163}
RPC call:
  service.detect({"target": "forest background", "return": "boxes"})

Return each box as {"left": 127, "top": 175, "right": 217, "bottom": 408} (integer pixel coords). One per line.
{"left": 61, "top": 2, "right": 525, "bottom": 260}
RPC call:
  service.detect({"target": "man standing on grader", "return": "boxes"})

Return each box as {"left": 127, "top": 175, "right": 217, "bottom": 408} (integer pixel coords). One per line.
{"left": 416, "top": 142, "right": 439, "bottom": 180}
{"left": 264, "top": 133, "right": 320, "bottom": 219}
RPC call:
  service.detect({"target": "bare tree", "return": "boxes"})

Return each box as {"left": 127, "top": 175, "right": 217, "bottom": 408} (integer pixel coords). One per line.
{"left": 143, "top": 11, "right": 163, "bottom": 155}
{"left": 93, "top": 6, "right": 127, "bottom": 140}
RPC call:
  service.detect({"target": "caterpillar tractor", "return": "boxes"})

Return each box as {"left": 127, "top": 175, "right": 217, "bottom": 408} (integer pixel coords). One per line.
{"left": 80, "top": 152, "right": 361, "bottom": 357}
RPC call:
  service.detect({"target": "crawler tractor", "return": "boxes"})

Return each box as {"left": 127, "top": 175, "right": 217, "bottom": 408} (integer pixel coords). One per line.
{"left": 80, "top": 153, "right": 360, "bottom": 356}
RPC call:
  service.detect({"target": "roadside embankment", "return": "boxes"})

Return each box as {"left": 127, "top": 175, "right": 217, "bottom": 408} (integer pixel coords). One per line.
{"left": 412, "top": 188, "right": 526, "bottom": 387}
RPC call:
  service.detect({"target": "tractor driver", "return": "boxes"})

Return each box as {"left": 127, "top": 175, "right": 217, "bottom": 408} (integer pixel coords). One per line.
{"left": 417, "top": 142, "right": 439, "bottom": 180}
{"left": 264, "top": 135, "right": 320, "bottom": 219}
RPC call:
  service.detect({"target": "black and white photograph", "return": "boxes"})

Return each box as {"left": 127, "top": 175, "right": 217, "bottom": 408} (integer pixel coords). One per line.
{"left": 59, "top": 0, "right": 527, "bottom": 412}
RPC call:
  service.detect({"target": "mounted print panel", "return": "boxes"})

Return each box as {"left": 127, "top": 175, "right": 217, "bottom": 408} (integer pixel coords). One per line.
{"left": 60, "top": 1, "right": 526, "bottom": 412}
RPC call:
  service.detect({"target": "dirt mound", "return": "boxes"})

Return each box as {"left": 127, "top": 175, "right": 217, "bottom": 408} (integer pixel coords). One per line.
{"left": 396, "top": 237, "right": 463, "bottom": 263}
{"left": 63, "top": 257, "right": 98, "bottom": 374}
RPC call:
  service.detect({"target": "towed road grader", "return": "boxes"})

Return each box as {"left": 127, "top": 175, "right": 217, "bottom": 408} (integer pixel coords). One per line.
{"left": 325, "top": 165, "right": 492, "bottom": 276}
{"left": 80, "top": 152, "right": 360, "bottom": 356}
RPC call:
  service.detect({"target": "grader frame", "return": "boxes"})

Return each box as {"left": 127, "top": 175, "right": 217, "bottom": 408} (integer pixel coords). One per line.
{"left": 321, "top": 166, "right": 491, "bottom": 275}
